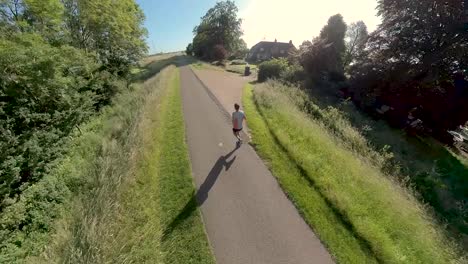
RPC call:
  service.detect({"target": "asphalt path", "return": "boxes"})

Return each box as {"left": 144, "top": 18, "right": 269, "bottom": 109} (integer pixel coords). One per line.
{"left": 180, "top": 65, "right": 333, "bottom": 264}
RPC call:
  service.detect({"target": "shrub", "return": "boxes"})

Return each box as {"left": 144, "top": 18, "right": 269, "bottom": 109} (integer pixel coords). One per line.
{"left": 186, "top": 43, "right": 194, "bottom": 56}
{"left": 280, "top": 64, "right": 306, "bottom": 84}
{"left": 257, "top": 58, "right": 289, "bottom": 82}
{"left": 0, "top": 34, "right": 98, "bottom": 204}
{"left": 211, "top": 44, "right": 227, "bottom": 61}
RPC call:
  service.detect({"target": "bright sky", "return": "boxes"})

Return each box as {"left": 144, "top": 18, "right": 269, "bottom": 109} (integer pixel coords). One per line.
{"left": 136, "top": 0, "right": 381, "bottom": 53}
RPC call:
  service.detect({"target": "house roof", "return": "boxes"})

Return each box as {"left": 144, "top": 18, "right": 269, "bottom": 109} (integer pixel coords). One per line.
{"left": 250, "top": 41, "right": 296, "bottom": 53}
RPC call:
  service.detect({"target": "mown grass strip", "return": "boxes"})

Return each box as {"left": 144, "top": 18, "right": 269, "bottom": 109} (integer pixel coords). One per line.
{"left": 159, "top": 68, "right": 215, "bottom": 264}
{"left": 243, "top": 83, "right": 461, "bottom": 263}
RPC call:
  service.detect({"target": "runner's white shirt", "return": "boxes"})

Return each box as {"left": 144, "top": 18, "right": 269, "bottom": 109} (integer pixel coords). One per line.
{"left": 232, "top": 111, "right": 245, "bottom": 129}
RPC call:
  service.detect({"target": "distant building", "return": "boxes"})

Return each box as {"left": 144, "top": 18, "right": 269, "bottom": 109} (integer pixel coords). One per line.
{"left": 247, "top": 39, "right": 296, "bottom": 62}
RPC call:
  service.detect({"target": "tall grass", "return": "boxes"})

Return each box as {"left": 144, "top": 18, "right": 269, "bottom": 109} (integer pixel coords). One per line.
{"left": 1, "top": 55, "right": 214, "bottom": 263}
{"left": 43, "top": 66, "right": 176, "bottom": 263}
{"left": 305, "top": 83, "right": 468, "bottom": 246}
{"left": 244, "top": 81, "right": 463, "bottom": 263}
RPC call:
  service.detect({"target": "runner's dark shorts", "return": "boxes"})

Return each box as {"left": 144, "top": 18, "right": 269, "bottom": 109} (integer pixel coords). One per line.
{"left": 233, "top": 128, "right": 243, "bottom": 133}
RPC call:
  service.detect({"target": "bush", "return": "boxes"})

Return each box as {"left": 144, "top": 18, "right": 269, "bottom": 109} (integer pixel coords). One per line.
{"left": 211, "top": 44, "right": 227, "bottom": 61}
{"left": 280, "top": 64, "right": 306, "bottom": 84}
{"left": 186, "top": 43, "right": 194, "bottom": 56}
{"left": 0, "top": 34, "right": 98, "bottom": 204}
{"left": 257, "top": 58, "right": 289, "bottom": 82}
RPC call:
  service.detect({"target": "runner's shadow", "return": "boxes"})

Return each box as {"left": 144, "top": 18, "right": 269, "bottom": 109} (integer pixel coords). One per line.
{"left": 197, "top": 145, "right": 238, "bottom": 205}
{"left": 162, "top": 145, "right": 239, "bottom": 241}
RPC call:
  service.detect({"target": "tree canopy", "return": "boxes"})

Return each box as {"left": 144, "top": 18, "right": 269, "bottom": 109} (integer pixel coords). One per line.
{"left": 344, "top": 21, "right": 368, "bottom": 67}
{"left": 0, "top": 0, "right": 147, "bottom": 208}
{"left": 300, "top": 14, "right": 347, "bottom": 82}
{"left": 349, "top": 0, "right": 468, "bottom": 136}
{"left": 189, "top": 0, "right": 244, "bottom": 60}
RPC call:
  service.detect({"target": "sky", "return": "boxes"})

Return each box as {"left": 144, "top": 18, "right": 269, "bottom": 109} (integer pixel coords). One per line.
{"left": 136, "top": 0, "right": 382, "bottom": 54}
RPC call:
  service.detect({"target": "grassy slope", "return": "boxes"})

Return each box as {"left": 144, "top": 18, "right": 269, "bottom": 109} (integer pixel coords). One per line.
{"left": 243, "top": 85, "right": 377, "bottom": 263}
{"left": 243, "top": 83, "right": 461, "bottom": 263}
{"left": 305, "top": 85, "right": 468, "bottom": 243}
{"left": 15, "top": 56, "right": 213, "bottom": 263}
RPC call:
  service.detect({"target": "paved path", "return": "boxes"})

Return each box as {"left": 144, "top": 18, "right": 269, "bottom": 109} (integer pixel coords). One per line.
{"left": 193, "top": 69, "right": 249, "bottom": 113}
{"left": 180, "top": 66, "right": 333, "bottom": 264}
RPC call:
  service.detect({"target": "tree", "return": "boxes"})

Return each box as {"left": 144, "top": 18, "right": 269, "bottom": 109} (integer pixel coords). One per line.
{"left": 63, "top": 0, "right": 148, "bottom": 76}
{"left": 231, "top": 38, "right": 249, "bottom": 59}
{"left": 186, "top": 43, "right": 193, "bottom": 56}
{"left": 320, "top": 14, "right": 347, "bottom": 60}
{"left": 300, "top": 14, "right": 347, "bottom": 82}
{"left": 0, "top": 0, "right": 64, "bottom": 40}
{"left": 344, "top": 21, "right": 368, "bottom": 66}
{"left": 300, "top": 38, "right": 343, "bottom": 81}
{"left": 212, "top": 44, "right": 228, "bottom": 61}
{"left": 0, "top": 0, "right": 148, "bottom": 206}
{"left": 0, "top": 33, "right": 98, "bottom": 201}
{"left": 350, "top": 0, "right": 468, "bottom": 136}
{"left": 191, "top": 0, "right": 243, "bottom": 60}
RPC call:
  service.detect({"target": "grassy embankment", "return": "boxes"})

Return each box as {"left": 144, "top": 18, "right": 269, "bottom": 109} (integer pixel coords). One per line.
{"left": 243, "top": 81, "right": 464, "bottom": 263}
{"left": 1, "top": 55, "right": 213, "bottom": 263}
{"left": 305, "top": 85, "right": 468, "bottom": 246}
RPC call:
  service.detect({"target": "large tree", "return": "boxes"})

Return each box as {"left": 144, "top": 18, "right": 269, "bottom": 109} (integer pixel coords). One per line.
{"left": 63, "top": 0, "right": 148, "bottom": 76}
{"left": 344, "top": 21, "right": 368, "bottom": 67}
{"left": 300, "top": 14, "right": 347, "bottom": 82}
{"left": 350, "top": 0, "right": 468, "bottom": 135}
{"left": 190, "top": 0, "right": 243, "bottom": 60}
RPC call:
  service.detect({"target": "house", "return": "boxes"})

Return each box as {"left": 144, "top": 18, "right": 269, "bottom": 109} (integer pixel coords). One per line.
{"left": 247, "top": 39, "right": 296, "bottom": 62}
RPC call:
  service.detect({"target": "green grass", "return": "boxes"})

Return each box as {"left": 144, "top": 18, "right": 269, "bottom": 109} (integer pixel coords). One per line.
{"left": 2, "top": 55, "right": 214, "bottom": 263}
{"left": 158, "top": 68, "right": 215, "bottom": 264}
{"left": 190, "top": 59, "right": 257, "bottom": 76}
{"left": 243, "top": 82, "right": 463, "bottom": 263}
{"left": 304, "top": 82, "right": 468, "bottom": 246}
{"left": 225, "top": 64, "right": 257, "bottom": 75}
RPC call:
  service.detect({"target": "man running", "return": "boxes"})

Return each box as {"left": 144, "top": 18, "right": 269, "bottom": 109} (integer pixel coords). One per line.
{"left": 232, "top": 103, "right": 246, "bottom": 143}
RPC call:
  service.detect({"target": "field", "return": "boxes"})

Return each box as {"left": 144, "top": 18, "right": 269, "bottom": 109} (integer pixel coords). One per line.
{"left": 243, "top": 80, "right": 464, "bottom": 263}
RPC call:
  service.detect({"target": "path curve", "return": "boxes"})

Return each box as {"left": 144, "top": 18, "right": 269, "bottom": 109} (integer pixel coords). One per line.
{"left": 180, "top": 65, "right": 334, "bottom": 264}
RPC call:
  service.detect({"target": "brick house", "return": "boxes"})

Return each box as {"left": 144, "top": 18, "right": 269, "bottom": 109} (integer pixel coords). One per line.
{"left": 247, "top": 39, "right": 296, "bottom": 62}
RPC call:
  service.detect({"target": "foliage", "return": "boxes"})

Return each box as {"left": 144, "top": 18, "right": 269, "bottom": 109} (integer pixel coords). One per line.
{"left": 212, "top": 44, "right": 228, "bottom": 61}
{"left": 230, "top": 38, "right": 249, "bottom": 59}
{"left": 190, "top": 0, "right": 243, "bottom": 60}
{"left": 186, "top": 42, "right": 194, "bottom": 56}
{"left": 300, "top": 14, "right": 347, "bottom": 83}
{"left": 280, "top": 63, "right": 306, "bottom": 84}
{"left": 258, "top": 58, "right": 289, "bottom": 82}
{"left": 0, "top": 0, "right": 147, "bottom": 260}
{"left": 63, "top": 0, "right": 148, "bottom": 76}
{"left": 0, "top": 33, "right": 97, "bottom": 204}
{"left": 349, "top": 0, "right": 468, "bottom": 137}
{"left": 344, "top": 21, "right": 368, "bottom": 67}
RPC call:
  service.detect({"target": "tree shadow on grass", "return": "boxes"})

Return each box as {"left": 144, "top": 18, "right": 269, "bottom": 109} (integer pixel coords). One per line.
{"left": 162, "top": 145, "right": 239, "bottom": 241}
